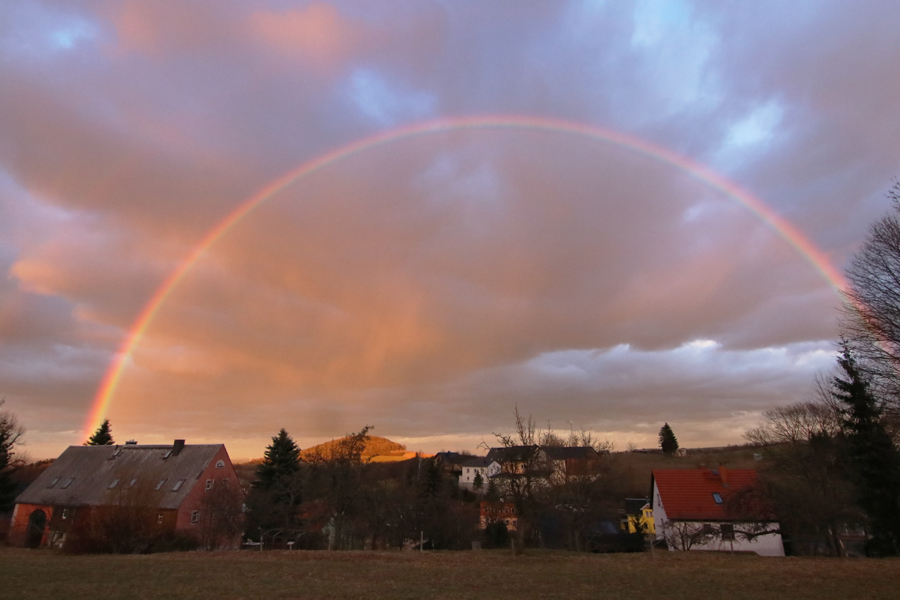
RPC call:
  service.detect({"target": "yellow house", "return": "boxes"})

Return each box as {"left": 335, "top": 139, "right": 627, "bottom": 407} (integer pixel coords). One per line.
{"left": 623, "top": 499, "right": 655, "bottom": 534}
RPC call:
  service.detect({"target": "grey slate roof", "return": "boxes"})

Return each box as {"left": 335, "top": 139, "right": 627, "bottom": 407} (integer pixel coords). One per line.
{"left": 15, "top": 443, "right": 224, "bottom": 510}
{"left": 540, "top": 446, "right": 600, "bottom": 461}
{"left": 485, "top": 445, "right": 540, "bottom": 463}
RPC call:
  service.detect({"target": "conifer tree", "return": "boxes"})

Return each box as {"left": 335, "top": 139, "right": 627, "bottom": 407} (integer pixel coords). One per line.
{"left": 1, "top": 400, "right": 24, "bottom": 512}
{"left": 659, "top": 423, "right": 679, "bottom": 455}
{"left": 84, "top": 419, "right": 114, "bottom": 446}
{"left": 254, "top": 428, "right": 301, "bottom": 491}
{"left": 833, "top": 345, "right": 900, "bottom": 555}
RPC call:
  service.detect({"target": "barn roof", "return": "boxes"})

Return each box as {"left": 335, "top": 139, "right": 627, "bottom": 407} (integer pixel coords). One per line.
{"left": 15, "top": 442, "right": 225, "bottom": 510}
{"left": 485, "top": 445, "right": 540, "bottom": 463}
{"left": 540, "top": 446, "right": 600, "bottom": 461}
{"left": 652, "top": 468, "right": 766, "bottom": 521}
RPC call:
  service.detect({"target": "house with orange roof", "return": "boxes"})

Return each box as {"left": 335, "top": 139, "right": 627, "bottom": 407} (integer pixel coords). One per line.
{"left": 652, "top": 467, "right": 784, "bottom": 556}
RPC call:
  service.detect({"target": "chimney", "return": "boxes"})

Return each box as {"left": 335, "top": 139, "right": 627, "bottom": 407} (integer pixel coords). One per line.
{"left": 125, "top": 440, "right": 138, "bottom": 445}
{"left": 172, "top": 439, "right": 185, "bottom": 456}
{"left": 719, "top": 465, "right": 729, "bottom": 487}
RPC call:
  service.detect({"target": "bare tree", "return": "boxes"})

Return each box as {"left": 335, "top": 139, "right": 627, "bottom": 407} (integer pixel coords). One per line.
{"left": 842, "top": 182, "right": 900, "bottom": 428}
{"left": 492, "top": 407, "right": 544, "bottom": 554}
{"left": 661, "top": 520, "right": 716, "bottom": 551}
{"left": 745, "top": 390, "right": 859, "bottom": 556}
{"left": 197, "top": 479, "right": 245, "bottom": 550}
{"left": 305, "top": 426, "right": 372, "bottom": 550}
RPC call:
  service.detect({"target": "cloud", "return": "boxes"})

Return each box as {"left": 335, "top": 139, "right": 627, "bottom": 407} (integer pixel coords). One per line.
{"left": 1, "top": 1, "right": 894, "bottom": 459}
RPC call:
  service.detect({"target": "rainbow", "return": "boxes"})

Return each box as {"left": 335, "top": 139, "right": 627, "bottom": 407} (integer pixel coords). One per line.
{"left": 83, "top": 114, "right": 849, "bottom": 436}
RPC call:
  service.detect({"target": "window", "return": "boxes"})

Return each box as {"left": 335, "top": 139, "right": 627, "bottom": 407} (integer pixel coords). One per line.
{"left": 60, "top": 477, "right": 75, "bottom": 489}
{"left": 171, "top": 479, "right": 186, "bottom": 492}
{"left": 157, "top": 514, "right": 164, "bottom": 525}
{"left": 721, "top": 523, "right": 735, "bottom": 541}
{"left": 155, "top": 479, "right": 167, "bottom": 491}
{"left": 216, "top": 460, "right": 225, "bottom": 469}
{"left": 47, "top": 477, "right": 60, "bottom": 489}
{"left": 61, "top": 508, "right": 68, "bottom": 520}
{"left": 205, "top": 479, "right": 213, "bottom": 491}
{"left": 712, "top": 492, "right": 723, "bottom": 504}
{"left": 108, "top": 479, "right": 120, "bottom": 489}
{"left": 191, "top": 510, "right": 200, "bottom": 524}
{"left": 130, "top": 478, "right": 138, "bottom": 487}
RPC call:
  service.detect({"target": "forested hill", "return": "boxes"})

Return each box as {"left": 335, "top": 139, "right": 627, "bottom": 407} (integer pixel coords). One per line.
{"left": 299, "top": 435, "right": 409, "bottom": 461}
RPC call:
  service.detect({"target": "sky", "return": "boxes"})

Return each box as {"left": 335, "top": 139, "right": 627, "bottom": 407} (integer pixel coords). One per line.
{"left": 2, "top": 0, "right": 899, "bottom": 461}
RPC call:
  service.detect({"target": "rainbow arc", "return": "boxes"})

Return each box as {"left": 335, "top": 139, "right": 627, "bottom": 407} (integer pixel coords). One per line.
{"left": 84, "top": 115, "right": 848, "bottom": 436}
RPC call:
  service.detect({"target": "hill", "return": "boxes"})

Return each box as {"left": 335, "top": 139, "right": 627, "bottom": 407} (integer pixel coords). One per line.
{"left": 300, "top": 435, "right": 421, "bottom": 463}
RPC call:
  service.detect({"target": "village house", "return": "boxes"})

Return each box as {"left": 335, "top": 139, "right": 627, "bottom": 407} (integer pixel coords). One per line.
{"left": 652, "top": 467, "right": 784, "bottom": 556}
{"left": 458, "top": 457, "right": 501, "bottom": 491}
{"left": 479, "top": 501, "right": 518, "bottom": 531}
{"left": 621, "top": 497, "right": 655, "bottom": 534}
{"left": 10, "top": 440, "right": 243, "bottom": 550}
{"left": 540, "top": 446, "right": 603, "bottom": 486}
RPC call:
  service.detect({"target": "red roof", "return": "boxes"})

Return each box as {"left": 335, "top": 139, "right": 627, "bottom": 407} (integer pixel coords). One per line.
{"left": 653, "top": 468, "right": 763, "bottom": 521}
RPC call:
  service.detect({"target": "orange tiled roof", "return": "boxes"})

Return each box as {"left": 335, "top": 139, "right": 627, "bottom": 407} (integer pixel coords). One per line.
{"left": 653, "top": 468, "right": 763, "bottom": 521}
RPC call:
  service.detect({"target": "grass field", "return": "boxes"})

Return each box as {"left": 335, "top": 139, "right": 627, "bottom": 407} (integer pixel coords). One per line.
{"left": 2, "top": 548, "right": 898, "bottom": 600}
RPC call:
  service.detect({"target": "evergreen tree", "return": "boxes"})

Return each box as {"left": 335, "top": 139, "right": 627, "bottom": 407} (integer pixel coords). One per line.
{"left": 247, "top": 429, "right": 302, "bottom": 533}
{"left": 84, "top": 419, "right": 114, "bottom": 446}
{"left": 659, "top": 423, "right": 679, "bottom": 455}
{"left": 1, "top": 400, "right": 24, "bottom": 512}
{"left": 254, "top": 428, "right": 301, "bottom": 491}
{"left": 833, "top": 345, "right": 900, "bottom": 555}
{"left": 473, "top": 471, "right": 484, "bottom": 494}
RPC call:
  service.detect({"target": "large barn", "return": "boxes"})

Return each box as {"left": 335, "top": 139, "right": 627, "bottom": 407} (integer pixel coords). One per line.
{"left": 10, "top": 440, "right": 243, "bottom": 550}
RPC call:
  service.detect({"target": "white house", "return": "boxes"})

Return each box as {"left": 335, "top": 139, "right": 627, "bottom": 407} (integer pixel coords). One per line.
{"left": 458, "top": 457, "right": 501, "bottom": 491}
{"left": 652, "top": 467, "right": 784, "bottom": 557}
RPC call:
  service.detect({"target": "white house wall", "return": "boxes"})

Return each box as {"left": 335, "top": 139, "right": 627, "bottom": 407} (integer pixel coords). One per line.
{"left": 652, "top": 480, "right": 784, "bottom": 557}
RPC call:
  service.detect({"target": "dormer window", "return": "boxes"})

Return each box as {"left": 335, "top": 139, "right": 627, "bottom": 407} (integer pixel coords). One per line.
{"left": 712, "top": 492, "right": 723, "bottom": 504}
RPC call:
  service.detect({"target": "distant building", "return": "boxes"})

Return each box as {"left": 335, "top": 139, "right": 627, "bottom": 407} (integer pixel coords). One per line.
{"left": 458, "top": 457, "right": 500, "bottom": 491}
{"left": 622, "top": 498, "right": 655, "bottom": 534}
{"left": 479, "top": 501, "right": 518, "bottom": 531}
{"left": 10, "top": 440, "right": 242, "bottom": 550}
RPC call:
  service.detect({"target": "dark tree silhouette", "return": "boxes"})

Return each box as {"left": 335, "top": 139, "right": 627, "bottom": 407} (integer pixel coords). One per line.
{"left": 246, "top": 429, "right": 302, "bottom": 533}
{"left": 842, "top": 182, "right": 900, "bottom": 422}
{"left": 833, "top": 345, "right": 900, "bottom": 555}
{"left": 84, "top": 419, "right": 114, "bottom": 446}
{"left": 659, "top": 423, "right": 678, "bottom": 455}
{"left": 1, "top": 399, "right": 25, "bottom": 512}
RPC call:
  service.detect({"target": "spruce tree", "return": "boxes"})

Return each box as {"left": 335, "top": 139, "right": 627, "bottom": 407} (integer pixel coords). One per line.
{"left": 0, "top": 400, "right": 24, "bottom": 512}
{"left": 84, "top": 419, "right": 114, "bottom": 446}
{"left": 659, "top": 423, "right": 679, "bottom": 455}
{"left": 833, "top": 345, "right": 900, "bottom": 555}
{"left": 255, "top": 428, "right": 301, "bottom": 491}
